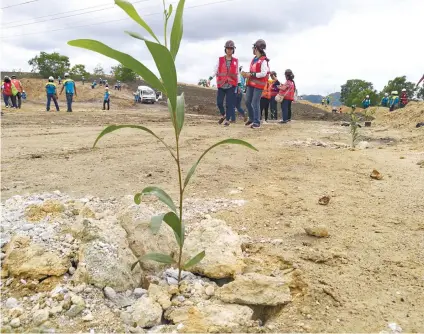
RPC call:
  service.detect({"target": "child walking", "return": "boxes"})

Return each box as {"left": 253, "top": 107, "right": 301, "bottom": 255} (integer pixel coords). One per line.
{"left": 103, "top": 87, "right": 110, "bottom": 110}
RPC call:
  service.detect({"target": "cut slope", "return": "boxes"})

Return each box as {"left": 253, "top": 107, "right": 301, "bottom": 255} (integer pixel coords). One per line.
{"left": 373, "top": 102, "right": 424, "bottom": 128}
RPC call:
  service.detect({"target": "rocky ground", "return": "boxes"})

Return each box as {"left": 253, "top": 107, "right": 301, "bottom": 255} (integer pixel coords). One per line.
{"left": 1, "top": 94, "right": 424, "bottom": 333}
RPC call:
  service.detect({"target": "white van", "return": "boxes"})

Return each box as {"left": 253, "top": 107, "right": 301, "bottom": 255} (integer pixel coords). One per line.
{"left": 137, "top": 86, "right": 157, "bottom": 104}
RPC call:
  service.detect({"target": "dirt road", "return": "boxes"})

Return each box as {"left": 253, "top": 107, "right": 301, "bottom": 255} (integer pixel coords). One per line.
{"left": 1, "top": 102, "right": 424, "bottom": 332}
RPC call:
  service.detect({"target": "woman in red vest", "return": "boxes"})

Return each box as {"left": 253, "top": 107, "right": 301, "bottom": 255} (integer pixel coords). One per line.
{"left": 269, "top": 71, "right": 280, "bottom": 120}
{"left": 260, "top": 80, "right": 271, "bottom": 123}
{"left": 208, "top": 40, "right": 239, "bottom": 126}
{"left": 241, "top": 39, "right": 270, "bottom": 129}
{"left": 11, "top": 75, "right": 24, "bottom": 109}
{"left": 278, "top": 69, "right": 296, "bottom": 123}
{"left": 2, "top": 76, "right": 17, "bottom": 109}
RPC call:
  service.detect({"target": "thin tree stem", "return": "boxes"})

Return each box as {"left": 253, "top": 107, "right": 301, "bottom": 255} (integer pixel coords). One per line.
{"left": 175, "top": 135, "right": 184, "bottom": 284}
{"left": 163, "top": 0, "right": 168, "bottom": 48}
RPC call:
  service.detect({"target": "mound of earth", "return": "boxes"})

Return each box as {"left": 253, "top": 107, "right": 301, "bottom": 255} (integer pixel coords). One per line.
{"left": 373, "top": 101, "right": 424, "bottom": 128}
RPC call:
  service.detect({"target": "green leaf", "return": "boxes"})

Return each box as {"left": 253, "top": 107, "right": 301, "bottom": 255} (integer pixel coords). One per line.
{"left": 115, "top": 0, "right": 160, "bottom": 44}
{"left": 124, "top": 30, "right": 147, "bottom": 41}
{"left": 176, "top": 93, "right": 185, "bottom": 136}
{"left": 141, "top": 253, "right": 175, "bottom": 264}
{"left": 184, "top": 139, "right": 258, "bottom": 188}
{"left": 150, "top": 214, "right": 165, "bottom": 234}
{"left": 131, "top": 260, "right": 140, "bottom": 271}
{"left": 144, "top": 40, "right": 177, "bottom": 113}
{"left": 91, "top": 124, "right": 176, "bottom": 161}
{"left": 183, "top": 250, "right": 205, "bottom": 269}
{"left": 134, "top": 186, "right": 177, "bottom": 212}
{"left": 68, "top": 39, "right": 165, "bottom": 93}
{"left": 170, "top": 0, "right": 185, "bottom": 60}
{"left": 163, "top": 212, "right": 183, "bottom": 247}
{"left": 168, "top": 4, "right": 173, "bottom": 17}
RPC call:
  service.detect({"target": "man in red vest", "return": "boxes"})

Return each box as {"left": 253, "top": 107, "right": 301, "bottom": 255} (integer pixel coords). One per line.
{"left": 208, "top": 40, "right": 239, "bottom": 126}
{"left": 11, "top": 75, "right": 24, "bottom": 109}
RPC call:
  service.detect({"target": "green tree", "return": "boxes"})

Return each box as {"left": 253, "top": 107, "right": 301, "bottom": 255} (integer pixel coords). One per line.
{"left": 70, "top": 64, "right": 90, "bottom": 80}
{"left": 381, "top": 76, "right": 417, "bottom": 98}
{"left": 340, "top": 79, "right": 377, "bottom": 106}
{"left": 111, "top": 64, "right": 137, "bottom": 82}
{"left": 93, "top": 63, "right": 105, "bottom": 76}
{"left": 28, "top": 52, "right": 70, "bottom": 79}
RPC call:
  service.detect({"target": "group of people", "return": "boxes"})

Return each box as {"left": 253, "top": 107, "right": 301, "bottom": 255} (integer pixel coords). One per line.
{"left": 209, "top": 39, "right": 296, "bottom": 128}
{"left": 380, "top": 89, "right": 409, "bottom": 111}
{"left": 2, "top": 75, "right": 25, "bottom": 109}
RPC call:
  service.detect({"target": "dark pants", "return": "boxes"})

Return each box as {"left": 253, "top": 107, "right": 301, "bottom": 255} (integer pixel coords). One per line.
{"left": 281, "top": 99, "right": 292, "bottom": 122}
{"left": 9, "top": 95, "right": 17, "bottom": 108}
{"left": 217, "top": 87, "right": 236, "bottom": 121}
{"left": 260, "top": 97, "right": 270, "bottom": 121}
{"left": 270, "top": 95, "right": 278, "bottom": 120}
{"left": 66, "top": 93, "right": 73, "bottom": 112}
{"left": 103, "top": 99, "right": 110, "bottom": 110}
{"left": 234, "top": 91, "right": 245, "bottom": 120}
{"left": 16, "top": 92, "right": 22, "bottom": 108}
{"left": 3, "top": 93, "right": 9, "bottom": 107}
{"left": 46, "top": 94, "right": 59, "bottom": 111}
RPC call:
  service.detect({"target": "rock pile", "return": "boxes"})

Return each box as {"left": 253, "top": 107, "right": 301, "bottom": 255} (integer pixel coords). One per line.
{"left": 1, "top": 192, "right": 303, "bottom": 333}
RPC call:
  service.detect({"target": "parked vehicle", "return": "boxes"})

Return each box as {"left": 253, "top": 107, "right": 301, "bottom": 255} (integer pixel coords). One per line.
{"left": 137, "top": 86, "right": 157, "bottom": 104}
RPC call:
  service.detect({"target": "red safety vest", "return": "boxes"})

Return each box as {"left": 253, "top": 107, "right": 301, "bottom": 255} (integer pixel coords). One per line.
{"left": 247, "top": 56, "right": 269, "bottom": 90}
{"left": 216, "top": 56, "right": 238, "bottom": 88}
{"left": 261, "top": 81, "right": 271, "bottom": 99}
{"left": 3, "top": 82, "right": 12, "bottom": 96}
{"left": 11, "top": 79, "right": 22, "bottom": 93}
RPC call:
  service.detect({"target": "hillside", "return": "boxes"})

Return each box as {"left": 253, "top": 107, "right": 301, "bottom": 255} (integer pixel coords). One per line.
{"left": 301, "top": 92, "right": 342, "bottom": 106}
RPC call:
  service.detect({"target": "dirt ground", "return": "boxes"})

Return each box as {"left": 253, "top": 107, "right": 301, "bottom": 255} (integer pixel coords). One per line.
{"left": 1, "top": 83, "right": 424, "bottom": 332}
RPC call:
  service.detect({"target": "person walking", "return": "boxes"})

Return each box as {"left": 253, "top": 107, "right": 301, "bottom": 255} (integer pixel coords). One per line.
{"left": 260, "top": 79, "right": 271, "bottom": 123}
{"left": 103, "top": 87, "right": 111, "bottom": 110}
{"left": 233, "top": 66, "right": 247, "bottom": 122}
{"left": 11, "top": 75, "right": 24, "bottom": 109}
{"left": 278, "top": 69, "right": 296, "bottom": 123}
{"left": 269, "top": 71, "right": 280, "bottom": 120}
{"left": 2, "top": 76, "right": 18, "bottom": 109}
{"left": 82, "top": 76, "right": 85, "bottom": 85}
{"left": 45, "top": 76, "right": 60, "bottom": 112}
{"left": 60, "top": 73, "right": 77, "bottom": 112}
{"left": 58, "top": 76, "right": 62, "bottom": 85}
{"left": 208, "top": 40, "right": 239, "bottom": 126}
{"left": 242, "top": 39, "right": 270, "bottom": 129}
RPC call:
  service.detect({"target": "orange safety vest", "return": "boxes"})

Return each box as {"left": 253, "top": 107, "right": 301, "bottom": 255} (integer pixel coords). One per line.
{"left": 216, "top": 56, "right": 238, "bottom": 88}
{"left": 261, "top": 81, "right": 271, "bottom": 99}
{"left": 11, "top": 79, "right": 22, "bottom": 93}
{"left": 247, "top": 56, "right": 269, "bottom": 90}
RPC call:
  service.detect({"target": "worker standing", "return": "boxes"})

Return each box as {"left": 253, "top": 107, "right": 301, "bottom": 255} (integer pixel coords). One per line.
{"left": 45, "top": 76, "right": 60, "bottom": 112}
{"left": 362, "top": 95, "right": 371, "bottom": 109}
{"left": 381, "top": 93, "right": 389, "bottom": 107}
{"left": 389, "top": 91, "right": 399, "bottom": 112}
{"left": 103, "top": 87, "right": 111, "bottom": 110}
{"left": 208, "top": 40, "right": 239, "bottom": 126}
{"left": 60, "top": 73, "right": 77, "bottom": 112}
{"left": 269, "top": 71, "right": 280, "bottom": 120}
{"left": 11, "top": 75, "right": 23, "bottom": 109}
{"left": 278, "top": 69, "right": 296, "bottom": 123}
{"left": 242, "top": 39, "right": 270, "bottom": 129}
{"left": 260, "top": 79, "right": 271, "bottom": 123}
{"left": 82, "top": 76, "right": 85, "bottom": 85}
{"left": 400, "top": 88, "right": 408, "bottom": 107}
{"left": 58, "top": 76, "right": 62, "bottom": 85}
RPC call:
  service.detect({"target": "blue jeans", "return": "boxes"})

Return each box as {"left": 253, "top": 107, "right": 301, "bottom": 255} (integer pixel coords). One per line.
{"left": 66, "top": 93, "right": 73, "bottom": 112}
{"left": 3, "top": 93, "right": 9, "bottom": 107}
{"left": 234, "top": 91, "right": 245, "bottom": 120}
{"left": 46, "top": 94, "right": 59, "bottom": 111}
{"left": 245, "top": 86, "right": 263, "bottom": 125}
{"left": 281, "top": 99, "right": 292, "bottom": 122}
{"left": 217, "top": 87, "right": 236, "bottom": 121}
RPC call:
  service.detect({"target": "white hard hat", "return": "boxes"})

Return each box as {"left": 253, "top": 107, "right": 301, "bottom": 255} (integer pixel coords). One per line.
{"left": 366, "top": 95, "right": 369, "bottom": 98}
{"left": 385, "top": 93, "right": 388, "bottom": 96}
{"left": 402, "top": 88, "right": 406, "bottom": 92}
{"left": 105, "top": 87, "right": 109, "bottom": 90}
{"left": 64, "top": 73, "right": 69, "bottom": 77}
{"left": 392, "top": 91, "right": 398, "bottom": 95}
{"left": 49, "top": 76, "right": 54, "bottom": 80}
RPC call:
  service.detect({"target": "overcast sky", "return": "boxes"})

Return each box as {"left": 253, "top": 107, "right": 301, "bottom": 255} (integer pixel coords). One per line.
{"left": 0, "top": 0, "right": 422, "bottom": 95}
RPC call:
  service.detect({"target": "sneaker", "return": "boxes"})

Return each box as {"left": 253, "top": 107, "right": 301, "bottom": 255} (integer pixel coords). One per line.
{"left": 6, "top": 106, "right": 9, "bottom": 108}
{"left": 218, "top": 117, "right": 225, "bottom": 124}
{"left": 223, "top": 121, "right": 230, "bottom": 127}
{"left": 263, "top": 120, "right": 268, "bottom": 124}
{"left": 230, "top": 120, "right": 236, "bottom": 124}
{"left": 245, "top": 120, "right": 253, "bottom": 127}
{"left": 250, "top": 123, "right": 261, "bottom": 129}
{"left": 279, "top": 120, "right": 288, "bottom": 124}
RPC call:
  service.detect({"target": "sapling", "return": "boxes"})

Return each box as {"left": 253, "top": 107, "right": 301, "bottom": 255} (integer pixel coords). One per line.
{"left": 349, "top": 111, "right": 360, "bottom": 148}
{"left": 68, "top": 0, "right": 258, "bottom": 283}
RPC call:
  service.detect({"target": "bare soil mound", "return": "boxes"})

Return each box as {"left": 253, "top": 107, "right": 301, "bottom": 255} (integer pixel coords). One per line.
{"left": 373, "top": 101, "right": 424, "bottom": 128}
